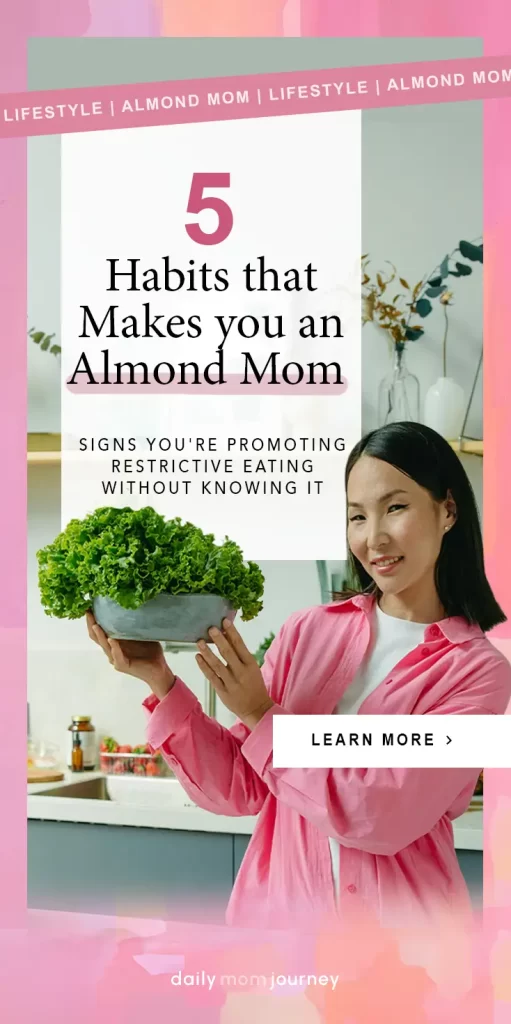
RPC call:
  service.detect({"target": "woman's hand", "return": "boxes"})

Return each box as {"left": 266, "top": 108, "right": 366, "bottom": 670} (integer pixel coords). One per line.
{"left": 86, "top": 611, "right": 175, "bottom": 701}
{"left": 196, "top": 619, "right": 274, "bottom": 729}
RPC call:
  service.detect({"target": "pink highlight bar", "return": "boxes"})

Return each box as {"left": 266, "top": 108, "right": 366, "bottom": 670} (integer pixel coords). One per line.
{"left": 66, "top": 372, "right": 348, "bottom": 395}
{"left": 2, "top": 55, "right": 511, "bottom": 138}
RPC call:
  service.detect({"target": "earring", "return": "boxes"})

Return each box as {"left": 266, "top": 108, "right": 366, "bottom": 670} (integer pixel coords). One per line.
{"left": 444, "top": 526, "right": 450, "bottom": 532}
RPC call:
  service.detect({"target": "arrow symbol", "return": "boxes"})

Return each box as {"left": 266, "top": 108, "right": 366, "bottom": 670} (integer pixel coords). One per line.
{"left": 446, "top": 736, "right": 452, "bottom": 745}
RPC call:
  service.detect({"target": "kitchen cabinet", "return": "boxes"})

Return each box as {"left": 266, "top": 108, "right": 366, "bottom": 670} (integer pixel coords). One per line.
{"left": 234, "top": 834, "right": 251, "bottom": 877}
{"left": 29, "top": 821, "right": 482, "bottom": 921}
{"left": 28, "top": 820, "right": 235, "bottom": 922}
{"left": 456, "top": 850, "right": 483, "bottom": 908}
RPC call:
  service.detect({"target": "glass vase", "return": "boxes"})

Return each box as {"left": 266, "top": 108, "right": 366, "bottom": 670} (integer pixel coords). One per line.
{"left": 378, "top": 346, "right": 420, "bottom": 426}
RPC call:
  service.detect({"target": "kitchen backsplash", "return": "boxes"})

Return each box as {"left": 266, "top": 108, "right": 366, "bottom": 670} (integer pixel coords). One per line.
{"left": 28, "top": 458, "right": 484, "bottom": 762}
{"left": 28, "top": 464, "right": 322, "bottom": 761}
{"left": 28, "top": 646, "right": 210, "bottom": 758}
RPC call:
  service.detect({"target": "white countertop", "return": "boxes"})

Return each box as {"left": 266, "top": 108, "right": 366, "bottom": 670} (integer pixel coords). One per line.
{"left": 27, "top": 771, "right": 257, "bottom": 836}
{"left": 28, "top": 769, "right": 104, "bottom": 795}
{"left": 27, "top": 771, "right": 483, "bottom": 850}
{"left": 452, "top": 808, "right": 482, "bottom": 851}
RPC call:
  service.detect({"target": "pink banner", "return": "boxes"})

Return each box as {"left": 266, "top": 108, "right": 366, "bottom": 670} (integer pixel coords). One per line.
{"left": 66, "top": 373, "right": 348, "bottom": 395}
{"left": 2, "top": 54, "right": 511, "bottom": 137}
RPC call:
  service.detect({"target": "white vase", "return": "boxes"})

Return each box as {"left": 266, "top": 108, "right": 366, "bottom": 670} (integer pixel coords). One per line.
{"left": 424, "top": 376, "right": 466, "bottom": 440}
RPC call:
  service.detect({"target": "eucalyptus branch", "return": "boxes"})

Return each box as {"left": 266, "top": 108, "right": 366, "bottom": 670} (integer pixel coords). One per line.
{"left": 28, "top": 326, "right": 61, "bottom": 358}
{"left": 405, "top": 234, "right": 483, "bottom": 330}
{"left": 361, "top": 236, "right": 482, "bottom": 351}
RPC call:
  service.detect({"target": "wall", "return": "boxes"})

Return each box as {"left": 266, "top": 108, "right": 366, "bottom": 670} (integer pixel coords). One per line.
{"left": 28, "top": 453, "right": 482, "bottom": 755}
{"left": 362, "top": 100, "right": 482, "bottom": 438}
{"left": 27, "top": 36, "right": 484, "bottom": 754}
{"left": 27, "top": 101, "right": 483, "bottom": 438}
{"left": 27, "top": 133, "right": 60, "bottom": 433}
{"left": 28, "top": 464, "right": 322, "bottom": 755}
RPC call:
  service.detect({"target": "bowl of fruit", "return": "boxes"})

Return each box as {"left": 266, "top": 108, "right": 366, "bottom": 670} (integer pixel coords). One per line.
{"left": 99, "top": 737, "right": 172, "bottom": 777}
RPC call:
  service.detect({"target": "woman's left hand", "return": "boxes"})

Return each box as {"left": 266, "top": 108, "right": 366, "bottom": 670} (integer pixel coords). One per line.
{"left": 196, "top": 619, "right": 275, "bottom": 729}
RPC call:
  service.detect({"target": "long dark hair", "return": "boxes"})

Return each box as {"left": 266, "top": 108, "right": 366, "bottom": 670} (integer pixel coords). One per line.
{"left": 342, "top": 422, "right": 506, "bottom": 632}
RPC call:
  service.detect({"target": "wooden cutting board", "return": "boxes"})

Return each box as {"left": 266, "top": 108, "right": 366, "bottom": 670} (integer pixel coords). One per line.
{"left": 28, "top": 766, "right": 65, "bottom": 784}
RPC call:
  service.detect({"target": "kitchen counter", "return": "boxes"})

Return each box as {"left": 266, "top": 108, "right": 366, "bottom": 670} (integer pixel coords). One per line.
{"left": 28, "top": 771, "right": 257, "bottom": 836}
{"left": 28, "top": 769, "right": 104, "bottom": 793}
{"left": 27, "top": 771, "right": 483, "bottom": 850}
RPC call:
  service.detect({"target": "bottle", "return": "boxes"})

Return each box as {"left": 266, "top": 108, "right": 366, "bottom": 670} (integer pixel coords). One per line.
{"left": 71, "top": 733, "right": 83, "bottom": 773}
{"left": 67, "top": 716, "right": 96, "bottom": 771}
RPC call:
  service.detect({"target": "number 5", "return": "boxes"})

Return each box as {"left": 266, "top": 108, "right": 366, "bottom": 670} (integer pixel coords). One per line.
{"left": 185, "top": 173, "right": 233, "bottom": 246}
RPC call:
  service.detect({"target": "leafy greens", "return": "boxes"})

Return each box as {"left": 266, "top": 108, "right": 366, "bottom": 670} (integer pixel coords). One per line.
{"left": 37, "top": 506, "right": 264, "bottom": 622}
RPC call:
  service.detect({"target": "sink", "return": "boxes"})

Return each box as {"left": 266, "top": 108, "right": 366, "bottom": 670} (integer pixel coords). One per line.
{"left": 35, "top": 775, "right": 197, "bottom": 809}
{"left": 36, "top": 777, "right": 110, "bottom": 800}
{"left": 106, "top": 776, "right": 196, "bottom": 808}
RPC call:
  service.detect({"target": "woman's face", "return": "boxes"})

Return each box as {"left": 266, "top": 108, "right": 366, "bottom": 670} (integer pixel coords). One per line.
{"left": 346, "top": 456, "right": 454, "bottom": 602}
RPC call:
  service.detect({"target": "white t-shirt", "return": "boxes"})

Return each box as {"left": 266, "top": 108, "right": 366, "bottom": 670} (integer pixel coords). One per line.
{"left": 329, "top": 603, "right": 428, "bottom": 902}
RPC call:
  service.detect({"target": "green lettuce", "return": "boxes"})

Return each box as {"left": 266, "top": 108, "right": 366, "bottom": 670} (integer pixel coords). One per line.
{"left": 37, "top": 506, "right": 264, "bottom": 622}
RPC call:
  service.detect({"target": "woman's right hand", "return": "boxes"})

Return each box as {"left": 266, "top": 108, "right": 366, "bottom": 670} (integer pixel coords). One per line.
{"left": 86, "top": 610, "right": 175, "bottom": 701}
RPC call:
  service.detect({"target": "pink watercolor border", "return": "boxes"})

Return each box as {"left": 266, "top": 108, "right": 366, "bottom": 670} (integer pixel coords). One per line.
{"left": 0, "top": 40, "right": 27, "bottom": 933}
{"left": 3, "top": 1, "right": 510, "bottom": 1013}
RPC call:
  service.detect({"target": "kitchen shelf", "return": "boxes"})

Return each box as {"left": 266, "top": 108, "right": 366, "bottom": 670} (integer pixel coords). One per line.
{"left": 448, "top": 439, "right": 483, "bottom": 456}
{"left": 27, "top": 433, "right": 61, "bottom": 464}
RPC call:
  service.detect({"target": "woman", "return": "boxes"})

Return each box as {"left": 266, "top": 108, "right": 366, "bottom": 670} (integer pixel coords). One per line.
{"left": 87, "top": 422, "right": 511, "bottom": 930}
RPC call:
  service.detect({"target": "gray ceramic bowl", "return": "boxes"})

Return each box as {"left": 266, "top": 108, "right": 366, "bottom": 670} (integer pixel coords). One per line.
{"left": 93, "top": 592, "right": 237, "bottom": 643}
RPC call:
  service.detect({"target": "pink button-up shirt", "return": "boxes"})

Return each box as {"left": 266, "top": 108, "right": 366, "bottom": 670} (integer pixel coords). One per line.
{"left": 144, "top": 594, "right": 511, "bottom": 930}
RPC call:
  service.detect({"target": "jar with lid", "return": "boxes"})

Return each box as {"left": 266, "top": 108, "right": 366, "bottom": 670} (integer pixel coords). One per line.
{"left": 67, "top": 716, "right": 96, "bottom": 771}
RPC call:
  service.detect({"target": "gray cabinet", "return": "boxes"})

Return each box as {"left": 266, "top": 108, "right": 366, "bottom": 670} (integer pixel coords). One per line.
{"left": 28, "top": 822, "right": 482, "bottom": 921}
{"left": 457, "top": 850, "right": 482, "bottom": 908}
{"left": 233, "top": 834, "right": 251, "bottom": 878}
{"left": 28, "top": 821, "right": 234, "bottom": 922}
